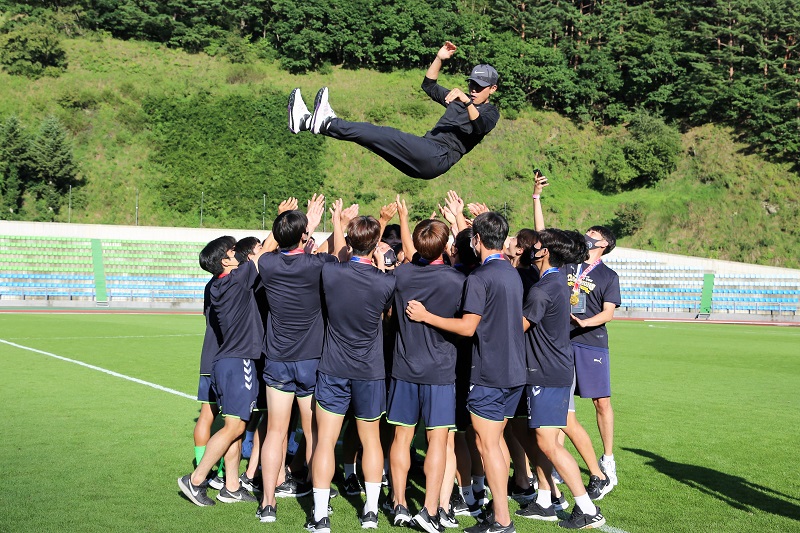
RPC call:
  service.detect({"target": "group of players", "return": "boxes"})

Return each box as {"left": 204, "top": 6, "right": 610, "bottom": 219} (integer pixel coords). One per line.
{"left": 177, "top": 178, "right": 621, "bottom": 533}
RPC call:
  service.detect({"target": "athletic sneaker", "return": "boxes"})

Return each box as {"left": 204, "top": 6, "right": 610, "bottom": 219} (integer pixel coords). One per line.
{"left": 360, "top": 510, "right": 379, "bottom": 529}
{"left": 451, "top": 494, "right": 483, "bottom": 517}
{"left": 276, "top": 476, "right": 312, "bottom": 498}
{"left": 552, "top": 469, "right": 564, "bottom": 485}
{"left": 510, "top": 484, "right": 536, "bottom": 504}
{"left": 557, "top": 505, "right": 606, "bottom": 529}
{"left": 413, "top": 507, "right": 441, "bottom": 533}
{"left": 464, "top": 521, "right": 491, "bottom": 533}
{"left": 392, "top": 504, "right": 412, "bottom": 526}
{"left": 488, "top": 522, "right": 516, "bottom": 533}
{"left": 256, "top": 504, "right": 277, "bottom": 523}
{"left": 178, "top": 474, "right": 215, "bottom": 506}
{"left": 329, "top": 487, "right": 339, "bottom": 499}
{"left": 304, "top": 516, "right": 331, "bottom": 533}
{"left": 207, "top": 474, "right": 224, "bottom": 490}
{"left": 288, "top": 88, "right": 312, "bottom": 134}
{"left": 599, "top": 456, "right": 618, "bottom": 487}
{"left": 217, "top": 485, "right": 258, "bottom": 503}
{"left": 239, "top": 472, "right": 262, "bottom": 493}
{"left": 381, "top": 474, "right": 389, "bottom": 486}
{"left": 474, "top": 488, "right": 490, "bottom": 506}
{"left": 342, "top": 473, "right": 364, "bottom": 496}
{"left": 438, "top": 506, "right": 459, "bottom": 529}
{"left": 552, "top": 493, "right": 570, "bottom": 511}
{"left": 586, "top": 475, "right": 613, "bottom": 501}
{"left": 515, "top": 502, "right": 558, "bottom": 521}
{"left": 310, "top": 87, "right": 336, "bottom": 134}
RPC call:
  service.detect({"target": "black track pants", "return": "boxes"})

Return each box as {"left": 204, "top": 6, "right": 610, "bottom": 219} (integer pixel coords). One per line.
{"left": 325, "top": 118, "right": 455, "bottom": 180}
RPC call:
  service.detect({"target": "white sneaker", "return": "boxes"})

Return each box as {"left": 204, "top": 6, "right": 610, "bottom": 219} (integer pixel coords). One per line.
{"left": 551, "top": 469, "right": 564, "bottom": 485}
{"left": 310, "top": 87, "right": 336, "bottom": 134}
{"left": 288, "top": 88, "right": 312, "bottom": 134}
{"left": 599, "top": 456, "right": 618, "bottom": 486}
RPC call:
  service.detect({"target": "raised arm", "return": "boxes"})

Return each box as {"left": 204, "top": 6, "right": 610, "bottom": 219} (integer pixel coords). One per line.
{"left": 426, "top": 41, "right": 456, "bottom": 81}
{"left": 395, "top": 195, "right": 416, "bottom": 261}
{"left": 444, "top": 190, "right": 467, "bottom": 234}
{"left": 378, "top": 202, "right": 397, "bottom": 237}
{"left": 532, "top": 171, "right": 549, "bottom": 232}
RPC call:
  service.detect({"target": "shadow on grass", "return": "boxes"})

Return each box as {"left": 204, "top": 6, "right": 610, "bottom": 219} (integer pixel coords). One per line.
{"left": 624, "top": 447, "right": 800, "bottom": 521}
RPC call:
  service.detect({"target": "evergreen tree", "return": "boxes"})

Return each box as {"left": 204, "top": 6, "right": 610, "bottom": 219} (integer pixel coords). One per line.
{"left": 27, "top": 116, "right": 78, "bottom": 213}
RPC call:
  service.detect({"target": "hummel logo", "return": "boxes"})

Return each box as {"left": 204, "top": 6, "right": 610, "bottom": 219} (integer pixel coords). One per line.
{"left": 594, "top": 358, "right": 603, "bottom": 364}
{"left": 532, "top": 386, "right": 542, "bottom": 396}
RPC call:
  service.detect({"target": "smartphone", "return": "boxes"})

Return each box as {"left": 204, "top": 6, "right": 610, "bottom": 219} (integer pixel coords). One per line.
{"left": 383, "top": 248, "right": 398, "bottom": 267}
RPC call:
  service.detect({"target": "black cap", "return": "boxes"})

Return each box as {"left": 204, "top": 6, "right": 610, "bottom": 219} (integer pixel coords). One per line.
{"left": 468, "top": 64, "right": 499, "bottom": 87}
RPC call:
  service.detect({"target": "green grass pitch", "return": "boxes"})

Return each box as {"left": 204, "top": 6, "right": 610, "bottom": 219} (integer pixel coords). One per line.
{"left": 1, "top": 312, "right": 798, "bottom": 532}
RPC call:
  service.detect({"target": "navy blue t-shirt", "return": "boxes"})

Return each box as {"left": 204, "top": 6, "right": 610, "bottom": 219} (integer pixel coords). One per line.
{"left": 258, "top": 251, "right": 337, "bottom": 362}
{"left": 461, "top": 258, "right": 526, "bottom": 388}
{"left": 209, "top": 260, "right": 263, "bottom": 360}
{"left": 392, "top": 262, "right": 465, "bottom": 385}
{"left": 523, "top": 269, "right": 573, "bottom": 387}
{"left": 566, "top": 261, "right": 621, "bottom": 348}
{"left": 319, "top": 261, "right": 396, "bottom": 381}
{"left": 199, "top": 278, "right": 221, "bottom": 374}
{"left": 517, "top": 266, "right": 540, "bottom": 299}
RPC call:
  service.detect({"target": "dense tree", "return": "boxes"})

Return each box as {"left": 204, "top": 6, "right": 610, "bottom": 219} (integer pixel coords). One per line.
{"left": 0, "top": 21, "right": 68, "bottom": 78}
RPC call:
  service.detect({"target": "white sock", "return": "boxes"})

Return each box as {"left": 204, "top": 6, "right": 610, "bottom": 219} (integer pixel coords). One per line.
{"left": 459, "top": 485, "right": 475, "bottom": 505}
{"left": 575, "top": 493, "right": 597, "bottom": 516}
{"left": 536, "top": 489, "right": 552, "bottom": 508}
{"left": 344, "top": 463, "right": 357, "bottom": 479}
{"left": 364, "top": 482, "right": 381, "bottom": 514}
{"left": 602, "top": 454, "right": 614, "bottom": 462}
{"left": 313, "top": 488, "right": 330, "bottom": 521}
{"left": 472, "top": 475, "right": 485, "bottom": 492}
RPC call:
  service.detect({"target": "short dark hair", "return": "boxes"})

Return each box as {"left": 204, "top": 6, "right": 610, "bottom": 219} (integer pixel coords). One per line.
{"left": 199, "top": 236, "right": 235, "bottom": 276}
{"left": 272, "top": 210, "right": 308, "bottom": 249}
{"left": 234, "top": 236, "right": 259, "bottom": 263}
{"left": 587, "top": 225, "right": 616, "bottom": 255}
{"left": 382, "top": 224, "right": 402, "bottom": 254}
{"left": 472, "top": 211, "right": 508, "bottom": 251}
{"left": 413, "top": 219, "right": 449, "bottom": 261}
{"left": 536, "top": 228, "right": 589, "bottom": 268}
{"left": 347, "top": 216, "right": 381, "bottom": 256}
{"left": 453, "top": 228, "right": 478, "bottom": 267}
{"left": 515, "top": 228, "right": 539, "bottom": 267}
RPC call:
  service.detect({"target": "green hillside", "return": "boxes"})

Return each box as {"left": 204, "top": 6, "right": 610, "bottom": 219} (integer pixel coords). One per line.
{"left": 1, "top": 36, "right": 798, "bottom": 267}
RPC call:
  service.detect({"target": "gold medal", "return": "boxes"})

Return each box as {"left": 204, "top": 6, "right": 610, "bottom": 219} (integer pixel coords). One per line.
{"left": 570, "top": 293, "right": 579, "bottom": 306}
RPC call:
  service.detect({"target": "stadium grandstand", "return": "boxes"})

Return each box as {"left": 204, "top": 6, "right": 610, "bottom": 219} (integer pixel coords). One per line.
{"left": 1, "top": 220, "right": 798, "bottom": 320}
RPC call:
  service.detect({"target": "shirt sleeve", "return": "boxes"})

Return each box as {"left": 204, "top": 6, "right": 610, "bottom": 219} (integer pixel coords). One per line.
{"left": 231, "top": 259, "right": 258, "bottom": 287}
{"left": 469, "top": 103, "right": 500, "bottom": 135}
{"left": 523, "top": 286, "right": 549, "bottom": 326}
{"left": 461, "top": 275, "right": 487, "bottom": 317}
{"left": 421, "top": 76, "right": 449, "bottom": 107}
{"left": 605, "top": 271, "right": 622, "bottom": 307}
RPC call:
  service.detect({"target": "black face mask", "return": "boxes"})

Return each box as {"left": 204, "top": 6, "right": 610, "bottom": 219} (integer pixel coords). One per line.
{"left": 585, "top": 235, "right": 603, "bottom": 250}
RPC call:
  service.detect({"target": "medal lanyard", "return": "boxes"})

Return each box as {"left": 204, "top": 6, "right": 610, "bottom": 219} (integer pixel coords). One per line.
{"left": 483, "top": 253, "right": 505, "bottom": 265}
{"left": 350, "top": 256, "right": 373, "bottom": 265}
{"left": 281, "top": 248, "right": 305, "bottom": 256}
{"left": 572, "top": 259, "right": 602, "bottom": 292}
{"left": 540, "top": 267, "right": 559, "bottom": 279}
{"left": 418, "top": 257, "right": 445, "bottom": 265}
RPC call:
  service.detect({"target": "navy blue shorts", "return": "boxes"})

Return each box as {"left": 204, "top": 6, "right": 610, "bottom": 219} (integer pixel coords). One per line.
{"left": 315, "top": 372, "right": 386, "bottom": 421}
{"left": 573, "top": 342, "right": 611, "bottom": 399}
{"left": 387, "top": 378, "right": 455, "bottom": 429}
{"left": 263, "top": 358, "right": 319, "bottom": 398}
{"left": 211, "top": 358, "right": 259, "bottom": 421}
{"left": 197, "top": 374, "right": 217, "bottom": 404}
{"left": 527, "top": 385, "right": 570, "bottom": 429}
{"left": 467, "top": 385, "right": 524, "bottom": 423}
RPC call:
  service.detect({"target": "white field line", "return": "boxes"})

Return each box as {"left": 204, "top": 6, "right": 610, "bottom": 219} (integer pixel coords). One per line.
{"left": 0, "top": 340, "right": 635, "bottom": 533}
{"left": 6, "top": 333, "right": 202, "bottom": 341}
{"left": 0, "top": 338, "right": 195, "bottom": 400}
